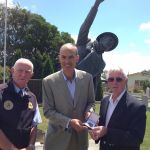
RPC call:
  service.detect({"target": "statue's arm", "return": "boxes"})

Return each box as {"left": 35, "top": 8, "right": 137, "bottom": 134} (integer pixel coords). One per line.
{"left": 76, "top": 0, "right": 104, "bottom": 45}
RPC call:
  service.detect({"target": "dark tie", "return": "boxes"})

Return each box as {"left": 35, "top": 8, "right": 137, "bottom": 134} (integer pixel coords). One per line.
{"left": 18, "top": 90, "right": 23, "bottom": 97}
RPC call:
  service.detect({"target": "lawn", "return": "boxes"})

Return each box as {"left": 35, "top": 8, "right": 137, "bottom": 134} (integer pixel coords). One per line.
{"left": 38, "top": 103, "right": 150, "bottom": 150}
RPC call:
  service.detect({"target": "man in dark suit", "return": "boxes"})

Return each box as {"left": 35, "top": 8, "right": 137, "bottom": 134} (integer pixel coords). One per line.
{"left": 89, "top": 67, "right": 146, "bottom": 150}
{"left": 42, "top": 43, "right": 95, "bottom": 150}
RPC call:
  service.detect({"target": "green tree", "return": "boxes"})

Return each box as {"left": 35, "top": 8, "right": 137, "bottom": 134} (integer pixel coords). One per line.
{"left": 32, "top": 51, "right": 55, "bottom": 78}
{"left": 42, "top": 54, "right": 54, "bottom": 77}
{"left": 32, "top": 50, "right": 44, "bottom": 79}
{"left": 95, "top": 78, "right": 103, "bottom": 101}
{"left": 143, "top": 80, "right": 150, "bottom": 93}
{"left": 11, "top": 49, "right": 22, "bottom": 66}
{"left": 0, "top": 4, "right": 74, "bottom": 78}
{"left": 0, "top": 65, "right": 10, "bottom": 81}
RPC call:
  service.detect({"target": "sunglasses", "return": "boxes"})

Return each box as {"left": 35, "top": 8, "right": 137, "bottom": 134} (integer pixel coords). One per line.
{"left": 107, "top": 77, "right": 123, "bottom": 82}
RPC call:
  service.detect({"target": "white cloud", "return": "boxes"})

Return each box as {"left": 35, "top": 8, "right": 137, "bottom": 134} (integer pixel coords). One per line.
{"left": 22, "top": 4, "right": 37, "bottom": 13}
{"left": 139, "top": 22, "right": 150, "bottom": 46}
{"left": 139, "top": 22, "right": 150, "bottom": 31}
{"left": 144, "top": 39, "right": 150, "bottom": 45}
{"left": 23, "top": 6, "right": 28, "bottom": 10}
{"left": 72, "top": 34, "right": 150, "bottom": 75}
{"left": 103, "top": 51, "right": 150, "bottom": 75}
{"left": 0, "top": 0, "right": 14, "bottom": 7}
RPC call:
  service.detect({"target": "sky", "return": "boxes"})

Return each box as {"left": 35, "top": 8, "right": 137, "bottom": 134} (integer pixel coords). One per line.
{"left": 1, "top": 0, "right": 150, "bottom": 74}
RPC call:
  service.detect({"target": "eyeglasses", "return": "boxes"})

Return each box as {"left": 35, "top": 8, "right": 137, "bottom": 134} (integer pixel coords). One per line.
{"left": 107, "top": 77, "right": 123, "bottom": 82}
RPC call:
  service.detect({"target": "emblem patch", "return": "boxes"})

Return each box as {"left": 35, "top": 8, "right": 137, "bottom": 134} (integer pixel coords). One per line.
{"left": 28, "top": 102, "right": 33, "bottom": 109}
{"left": 4, "top": 100, "right": 13, "bottom": 110}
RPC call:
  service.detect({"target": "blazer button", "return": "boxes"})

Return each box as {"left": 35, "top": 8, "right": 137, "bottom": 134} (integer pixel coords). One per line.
{"left": 109, "top": 143, "right": 114, "bottom": 147}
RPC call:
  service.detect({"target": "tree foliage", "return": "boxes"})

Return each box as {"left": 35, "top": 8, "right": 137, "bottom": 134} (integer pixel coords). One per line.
{"left": 0, "top": 65, "right": 10, "bottom": 81}
{"left": 95, "top": 78, "right": 103, "bottom": 101}
{"left": 0, "top": 4, "right": 74, "bottom": 78}
{"left": 143, "top": 80, "right": 150, "bottom": 93}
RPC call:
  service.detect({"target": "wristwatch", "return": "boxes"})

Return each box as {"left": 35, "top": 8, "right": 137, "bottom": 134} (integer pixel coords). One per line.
{"left": 28, "top": 144, "right": 35, "bottom": 150}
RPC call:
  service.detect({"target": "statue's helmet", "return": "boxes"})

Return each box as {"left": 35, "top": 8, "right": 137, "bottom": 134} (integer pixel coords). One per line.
{"left": 96, "top": 32, "right": 119, "bottom": 52}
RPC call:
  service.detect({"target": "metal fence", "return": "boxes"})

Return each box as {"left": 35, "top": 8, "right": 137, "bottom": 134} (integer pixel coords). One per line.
{"left": 28, "top": 79, "right": 42, "bottom": 103}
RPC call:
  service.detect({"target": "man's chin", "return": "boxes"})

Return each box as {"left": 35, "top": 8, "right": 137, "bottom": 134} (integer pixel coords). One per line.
{"left": 16, "top": 82, "right": 27, "bottom": 88}
{"left": 64, "top": 67, "right": 74, "bottom": 72}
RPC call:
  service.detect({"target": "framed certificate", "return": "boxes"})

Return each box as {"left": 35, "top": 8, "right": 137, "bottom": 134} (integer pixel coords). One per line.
{"left": 83, "top": 112, "right": 99, "bottom": 129}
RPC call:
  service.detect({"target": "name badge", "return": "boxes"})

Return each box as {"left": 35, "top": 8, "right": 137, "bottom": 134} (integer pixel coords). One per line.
{"left": 4, "top": 100, "right": 14, "bottom": 110}
{"left": 28, "top": 102, "right": 33, "bottom": 109}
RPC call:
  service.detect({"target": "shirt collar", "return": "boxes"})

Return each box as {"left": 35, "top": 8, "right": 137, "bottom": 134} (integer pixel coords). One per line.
{"left": 13, "top": 83, "right": 26, "bottom": 93}
{"left": 61, "top": 69, "right": 77, "bottom": 81}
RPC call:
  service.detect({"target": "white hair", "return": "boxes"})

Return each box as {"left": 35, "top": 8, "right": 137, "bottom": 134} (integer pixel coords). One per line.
{"left": 106, "top": 66, "right": 127, "bottom": 79}
{"left": 13, "top": 58, "right": 34, "bottom": 73}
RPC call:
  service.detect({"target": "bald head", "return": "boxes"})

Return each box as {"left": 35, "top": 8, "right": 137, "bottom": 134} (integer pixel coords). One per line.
{"left": 59, "top": 43, "right": 78, "bottom": 55}
{"left": 58, "top": 43, "right": 79, "bottom": 79}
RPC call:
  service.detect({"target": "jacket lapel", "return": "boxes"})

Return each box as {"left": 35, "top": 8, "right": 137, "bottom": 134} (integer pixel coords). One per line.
{"left": 100, "top": 97, "right": 109, "bottom": 125}
{"left": 107, "top": 92, "right": 127, "bottom": 127}
{"left": 73, "top": 70, "right": 83, "bottom": 107}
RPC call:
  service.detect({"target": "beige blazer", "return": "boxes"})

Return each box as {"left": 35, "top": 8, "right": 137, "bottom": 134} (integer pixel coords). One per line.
{"left": 42, "top": 69, "right": 95, "bottom": 150}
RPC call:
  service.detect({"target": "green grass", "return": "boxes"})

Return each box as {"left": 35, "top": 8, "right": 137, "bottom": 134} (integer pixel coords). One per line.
{"left": 141, "top": 111, "right": 150, "bottom": 150}
{"left": 38, "top": 106, "right": 48, "bottom": 131}
{"left": 38, "top": 104, "right": 150, "bottom": 149}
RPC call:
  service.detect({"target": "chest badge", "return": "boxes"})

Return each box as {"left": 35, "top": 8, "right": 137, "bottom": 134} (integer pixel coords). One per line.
{"left": 28, "top": 102, "right": 33, "bottom": 109}
{"left": 4, "top": 100, "right": 14, "bottom": 110}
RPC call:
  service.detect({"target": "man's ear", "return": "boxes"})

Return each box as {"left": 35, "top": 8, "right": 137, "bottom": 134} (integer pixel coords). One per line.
{"left": 58, "top": 54, "right": 61, "bottom": 63}
{"left": 76, "top": 54, "right": 80, "bottom": 62}
{"left": 10, "top": 67, "right": 14, "bottom": 74}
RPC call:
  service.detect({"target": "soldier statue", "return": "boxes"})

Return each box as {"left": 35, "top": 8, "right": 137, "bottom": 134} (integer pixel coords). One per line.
{"left": 76, "top": 0, "right": 118, "bottom": 93}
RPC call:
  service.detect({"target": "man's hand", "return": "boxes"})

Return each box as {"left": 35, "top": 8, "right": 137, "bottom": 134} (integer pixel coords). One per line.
{"left": 89, "top": 126, "right": 107, "bottom": 140}
{"left": 69, "top": 119, "right": 88, "bottom": 132}
{"left": 84, "top": 112, "right": 91, "bottom": 120}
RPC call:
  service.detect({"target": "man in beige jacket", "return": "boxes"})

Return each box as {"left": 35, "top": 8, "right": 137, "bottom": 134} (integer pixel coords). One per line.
{"left": 42, "top": 43, "right": 95, "bottom": 150}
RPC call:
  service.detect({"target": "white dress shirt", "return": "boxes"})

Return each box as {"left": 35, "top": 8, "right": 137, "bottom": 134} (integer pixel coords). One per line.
{"left": 105, "top": 90, "right": 126, "bottom": 127}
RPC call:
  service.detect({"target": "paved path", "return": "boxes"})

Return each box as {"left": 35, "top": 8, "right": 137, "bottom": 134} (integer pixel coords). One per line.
{"left": 35, "top": 139, "right": 99, "bottom": 150}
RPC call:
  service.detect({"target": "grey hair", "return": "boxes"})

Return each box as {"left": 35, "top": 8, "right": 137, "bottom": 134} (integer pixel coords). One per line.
{"left": 13, "top": 58, "right": 34, "bottom": 73}
{"left": 106, "top": 66, "right": 127, "bottom": 79}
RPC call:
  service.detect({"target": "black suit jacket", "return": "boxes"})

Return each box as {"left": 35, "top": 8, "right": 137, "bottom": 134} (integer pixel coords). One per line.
{"left": 97, "top": 92, "right": 146, "bottom": 150}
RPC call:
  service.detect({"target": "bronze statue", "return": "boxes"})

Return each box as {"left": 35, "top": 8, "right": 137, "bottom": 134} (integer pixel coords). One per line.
{"left": 76, "top": 0, "right": 118, "bottom": 92}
